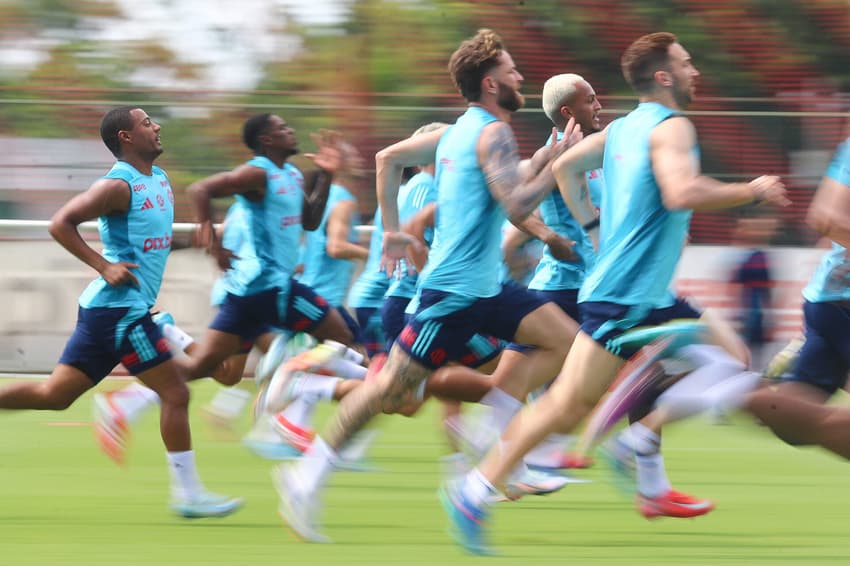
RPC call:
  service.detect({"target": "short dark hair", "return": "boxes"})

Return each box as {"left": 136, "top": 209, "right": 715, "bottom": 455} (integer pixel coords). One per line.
{"left": 100, "top": 106, "right": 139, "bottom": 158}
{"left": 621, "top": 32, "right": 678, "bottom": 94}
{"left": 448, "top": 29, "right": 505, "bottom": 103}
{"left": 242, "top": 113, "right": 273, "bottom": 154}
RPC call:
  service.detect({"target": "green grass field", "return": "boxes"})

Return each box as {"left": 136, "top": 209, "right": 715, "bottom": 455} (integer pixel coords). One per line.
{"left": 1, "top": 378, "right": 848, "bottom": 566}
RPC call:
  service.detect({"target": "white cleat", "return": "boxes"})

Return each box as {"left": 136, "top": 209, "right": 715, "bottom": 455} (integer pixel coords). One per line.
{"left": 272, "top": 464, "right": 330, "bottom": 543}
{"left": 254, "top": 333, "right": 292, "bottom": 388}
{"left": 496, "top": 467, "right": 578, "bottom": 503}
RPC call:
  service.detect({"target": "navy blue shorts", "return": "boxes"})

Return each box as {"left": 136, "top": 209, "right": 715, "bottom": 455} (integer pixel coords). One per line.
{"left": 382, "top": 295, "right": 503, "bottom": 368}
{"left": 355, "top": 306, "right": 386, "bottom": 357}
{"left": 531, "top": 288, "right": 580, "bottom": 322}
{"left": 786, "top": 300, "right": 850, "bottom": 394}
{"left": 381, "top": 295, "right": 411, "bottom": 349}
{"left": 580, "top": 298, "right": 702, "bottom": 359}
{"left": 210, "top": 279, "right": 331, "bottom": 342}
{"left": 336, "top": 306, "right": 366, "bottom": 347}
{"left": 396, "top": 283, "right": 545, "bottom": 369}
{"left": 505, "top": 288, "right": 580, "bottom": 354}
{"left": 59, "top": 306, "right": 172, "bottom": 383}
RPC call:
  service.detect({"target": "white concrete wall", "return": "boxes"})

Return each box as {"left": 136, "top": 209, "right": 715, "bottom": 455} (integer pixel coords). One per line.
{"left": 0, "top": 242, "right": 821, "bottom": 373}
{"left": 0, "top": 242, "right": 219, "bottom": 372}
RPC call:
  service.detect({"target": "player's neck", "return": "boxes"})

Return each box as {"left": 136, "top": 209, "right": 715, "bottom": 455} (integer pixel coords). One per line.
{"left": 470, "top": 101, "right": 512, "bottom": 123}
{"left": 120, "top": 154, "right": 155, "bottom": 176}
{"left": 639, "top": 91, "right": 681, "bottom": 112}
{"left": 262, "top": 150, "right": 290, "bottom": 168}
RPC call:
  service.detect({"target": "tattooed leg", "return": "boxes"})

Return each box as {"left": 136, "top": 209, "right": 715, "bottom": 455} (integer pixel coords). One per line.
{"left": 324, "top": 345, "right": 432, "bottom": 450}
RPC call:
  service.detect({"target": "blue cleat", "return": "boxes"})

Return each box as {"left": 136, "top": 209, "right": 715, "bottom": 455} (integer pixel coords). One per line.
{"left": 599, "top": 434, "right": 637, "bottom": 496}
{"left": 438, "top": 480, "right": 493, "bottom": 556}
{"left": 242, "top": 437, "right": 303, "bottom": 460}
{"left": 170, "top": 491, "right": 244, "bottom": 519}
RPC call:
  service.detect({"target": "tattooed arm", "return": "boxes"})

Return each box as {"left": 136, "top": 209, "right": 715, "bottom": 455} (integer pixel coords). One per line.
{"left": 478, "top": 121, "right": 580, "bottom": 223}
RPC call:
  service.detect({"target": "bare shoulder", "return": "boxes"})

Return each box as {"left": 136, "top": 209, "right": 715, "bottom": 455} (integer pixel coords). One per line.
{"left": 651, "top": 116, "right": 696, "bottom": 147}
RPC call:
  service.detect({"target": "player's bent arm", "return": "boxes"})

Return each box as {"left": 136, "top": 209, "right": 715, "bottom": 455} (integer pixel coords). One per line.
{"left": 49, "top": 177, "right": 131, "bottom": 275}
{"left": 502, "top": 222, "right": 533, "bottom": 269}
{"left": 326, "top": 199, "right": 369, "bottom": 260}
{"left": 187, "top": 165, "right": 268, "bottom": 225}
{"left": 652, "top": 118, "right": 774, "bottom": 211}
{"left": 807, "top": 176, "right": 850, "bottom": 248}
{"left": 479, "top": 122, "right": 558, "bottom": 224}
{"left": 376, "top": 127, "right": 447, "bottom": 232}
{"left": 301, "top": 168, "right": 333, "bottom": 231}
{"left": 554, "top": 129, "right": 606, "bottom": 229}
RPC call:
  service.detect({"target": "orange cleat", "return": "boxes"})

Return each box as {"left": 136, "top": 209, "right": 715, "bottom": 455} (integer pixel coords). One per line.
{"left": 93, "top": 391, "right": 129, "bottom": 466}
{"left": 638, "top": 489, "right": 715, "bottom": 519}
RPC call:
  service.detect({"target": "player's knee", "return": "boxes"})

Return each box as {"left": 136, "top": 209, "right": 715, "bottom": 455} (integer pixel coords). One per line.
{"left": 159, "top": 381, "right": 190, "bottom": 408}
{"left": 43, "top": 391, "right": 75, "bottom": 410}
{"left": 212, "top": 364, "right": 242, "bottom": 386}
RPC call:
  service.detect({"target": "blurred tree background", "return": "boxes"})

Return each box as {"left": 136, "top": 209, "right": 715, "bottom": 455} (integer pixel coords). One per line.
{"left": 1, "top": 0, "right": 848, "bottom": 243}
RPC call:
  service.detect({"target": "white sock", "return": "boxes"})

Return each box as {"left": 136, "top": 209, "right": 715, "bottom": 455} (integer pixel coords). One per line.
{"left": 628, "top": 422, "right": 661, "bottom": 456}
{"left": 480, "top": 387, "right": 523, "bottom": 433}
{"left": 321, "top": 357, "right": 367, "bottom": 380}
{"left": 167, "top": 450, "right": 204, "bottom": 501}
{"left": 628, "top": 423, "right": 670, "bottom": 498}
{"left": 296, "top": 435, "right": 336, "bottom": 494}
{"left": 289, "top": 374, "right": 340, "bottom": 401}
{"left": 162, "top": 323, "right": 194, "bottom": 351}
{"left": 206, "top": 387, "right": 252, "bottom": 420}
{"left": 654, "top": 345, "right": 757, "bottom": 422}
{"left": 112, "top": 382, "right": 160, "bottom": 424}
{"left": 635, "top": 453, "right": 671, "bottom": 498}
{"left": 462, "top": 468, "right": 497, "bottom": 508}
{"left": 280, "top": 394, "right": 320, "bottom": 429}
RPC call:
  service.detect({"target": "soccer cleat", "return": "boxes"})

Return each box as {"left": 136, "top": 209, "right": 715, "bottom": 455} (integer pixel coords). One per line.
{"left": 263, "top": 345, "right": 346, "bottom": 414}
{"left": 242, "top": 414, "right": 303, "bottom": 460}
{"left": 242, "top": 437, "right": 303, "bottom": 460}
{"left": 499, "top": 467, "right": 578, "bottom": 502}
{"left": 93, "top": 391, "right": 129, "bottom": 466}
{"left": 272, "top": 464, "right": 330, "bottom": 543}
{"left": 170, "top": 491, "right": 244, "bottom": 519}
{"left": 527, "top": 451, "right": 595, "bottom": 473}
{"left": 763, "top": 335, "right": 805, "bottom": 380}
{"left": 438, "top": 480, "right": 493, "bottom": 556}
{"left": 637, "top": 489, "right": 715, "bottom": 519}
{"left": 273, "top": 413, "right": 316, "bottom": 454}
{"left": 599, "top": 434, "right": 637, "bottom": 496}
{"left": 558, "top": 452, "right": 595, "bottom": 469}
{"left": 254, "top": 332, "right": 292, "bottom": 388}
